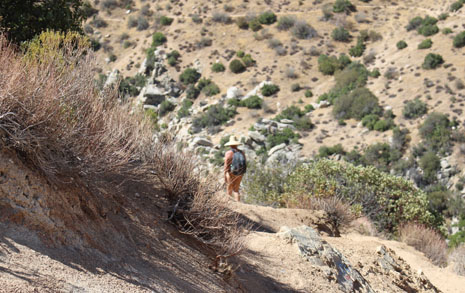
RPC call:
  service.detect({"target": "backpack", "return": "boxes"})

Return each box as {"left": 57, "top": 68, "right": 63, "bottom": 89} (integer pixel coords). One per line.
{"left": 230, "top": 149, "right": 246, "bottom": 175}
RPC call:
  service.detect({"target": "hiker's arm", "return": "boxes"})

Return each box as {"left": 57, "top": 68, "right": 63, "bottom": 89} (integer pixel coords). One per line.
{"left": 224, "top": 151, "right": 233, "bottom": 180}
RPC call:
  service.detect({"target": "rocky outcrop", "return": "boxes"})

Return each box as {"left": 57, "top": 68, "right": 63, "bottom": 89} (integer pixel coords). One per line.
{"left": 277, "top": 226, "right": 375, "bottom": 293}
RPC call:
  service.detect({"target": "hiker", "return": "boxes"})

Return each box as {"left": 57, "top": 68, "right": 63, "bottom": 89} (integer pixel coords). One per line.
{"left": 224, "top": 136, "right": 247, "bottom": 202}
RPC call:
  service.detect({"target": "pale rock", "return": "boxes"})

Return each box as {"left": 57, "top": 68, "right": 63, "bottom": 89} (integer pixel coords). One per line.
{"left": 268, "top": 143, "right": 286, "bottom": 156}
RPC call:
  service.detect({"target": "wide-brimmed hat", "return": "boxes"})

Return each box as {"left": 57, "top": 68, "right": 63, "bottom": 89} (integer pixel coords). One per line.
{"left": 225, "top": 136, "right": 242, "bottom": 146}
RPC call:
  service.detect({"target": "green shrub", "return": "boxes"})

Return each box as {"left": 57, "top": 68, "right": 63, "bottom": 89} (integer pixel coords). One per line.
{"left": 317, "top": 54, "right": 348, "bottom": 75}
{"left": 438, "top": 13, "right": 449, "bottom": 21}
{"left": 118, "top": 73, "right": 147, "bottom": 97}
{"left": 397, "top": 40, "right": 408, "bottom": 49}
{"left": 166, "top": 50, "right": 180, "bottom": 66}
{"left": 159, "top": 15, "right": 174, "bottom": 26}
{"left": 418, "top": 38, "right": 432, "bottom": 49}
{"left": 240, "top": 95, "right": 263, "bottom": 109}
{"left": 284, "top": 159, "right": 434, "bottom": 232}
{"left": 362, "top": 143, "right": 401, "bottom": 172}
{"left": 159, "top": 100, "right": 175, "bottom": 117}
{"left": 332, "top": 27, "right": 351, "bottom": 42}
{"left": 191, "top": 104, "right": 236, "bottom": 132}
{"left": 267, "top": 128, "right": 299, "bottom": 148}
{"left": 177, "top": 99, "right": 193, "bottom": 119}
{"left": 333, "top": 0, "right": 356, "bottom": 14}
{"left": 403, "top": 98, "right": 427, "bottom": 119}
{"left": 277, "top": 15, "right": 296, "bottom": 30}
{"left": 418, "top": 24, "right": 439, "bottom": 37}
{"left": 294, "top": 116, "right": 314, "bottom": 131}
{"left": 349, "top": 39, "right": 365, "bottom": 57}
{"left": 136, "top": 16, "right": 149, "bottom": 31}
{"left": 152, "top": 32, "right": 167, "bottom": 47}
{"left": 420, "top": 151, "right": 440, "bottom": 184}
{"left": 422, "top": 53, "right": 444, "bottom": 69}
{"left": 261, "top": 84, "right": 280, "bottom": 96}
{"left": 291, "top": 21, "right": 317, "bottom": 39}
{"left": 333, "top": 87, "right": 381, "bottom": 120}
{"left": 419, "top": 112, "right": 452, "bottom": 153}
{"left": 248, "top": 18, "right": 263, "bottom": 32}
{"left": 305, "top": 89, "right": 313, "bottom": 97}
{"left": 318, "top": 144, "right": 345, "bottom": 158}
{"left": 241, "top": 54, "right": 256, "bottom": 67}
{"left": 258, "top": 11, "right": 277, "bottom": 25}
{"left": 450, "top": 1, "right": 463, "bottom": 12}
{"left": 449, "top": 218, "right": 465, "bottom": 248}
{"left": 211, "top": 62, "right": 225, "bottom": 72}
{"left": 373, "top": 119, "right": 394, "bottom": 132}
{"left": 362, "top": 114, "right": 379, "bottom": 130}
{"left": 442, "top": 28, "right": 453, "bottom": 35}
{"left": 186, "top": 85, "right": 200, "bottom": 100}
{"left": 236, "top": 50, "right": 245, "bottom": 58}
{"left": 179, "top": 68, "right": 201, "bottom": 85}
{"left": 202, "top": 83, "right": 220, "bottom": 96}
{"left": 275, "top": 106, "right": 304, "bottom": 121}
{"left": 453, "top": 31, "right": 465, "bottom": 48}
{"left": 229, "top": 59, "right": 246, "bottom": 73}
{"left": 406, "top": 16, "right": 423, "bottom": 31}
{"left": 304, "top": 104, "right": 315, "bottom": 113}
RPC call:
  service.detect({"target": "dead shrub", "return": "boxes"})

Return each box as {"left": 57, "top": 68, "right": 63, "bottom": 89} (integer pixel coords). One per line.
{"left": 351, "top": 216, "right": 378, "bottom": 236}
{"left": 0, "top": 33, "right": 246, "bottom": 259}
{"left": 449, "top": 245, "right": 465, "bottom": 276}
{"left": 399, "top": 223, "right": 448, "bottom": 267}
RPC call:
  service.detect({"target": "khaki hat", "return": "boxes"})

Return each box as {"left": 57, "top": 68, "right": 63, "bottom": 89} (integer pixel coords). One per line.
{"left": 224, "top": 135, "right": 242, "bottom": 146}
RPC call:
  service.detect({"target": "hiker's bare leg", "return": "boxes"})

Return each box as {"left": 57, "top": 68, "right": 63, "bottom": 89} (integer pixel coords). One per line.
{"left": 234, "top": 192, "right": 240, "bottom": 202}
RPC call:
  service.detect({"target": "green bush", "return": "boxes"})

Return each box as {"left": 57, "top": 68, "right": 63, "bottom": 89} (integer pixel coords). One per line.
{"left": 267, "top": 128, "right": 299, "bottom": 148}
{"left": 450, "top": 1, "right": 463, "bottom": 12}
{"left": 362, "top": 143, "right": 401, "bottom": 172}
{"left": 420, "top": 151, "right": 440, "bottom": 184}
{"left": 397, "top": 40, "right": 408, "bottom": 49}
{"left": 418, "top": 24, "right": 439, "bottom": 37}
{"left": 438, "top": 13, "right": 449, "bottom": 21}
{"left": 119, "top": 73, "right": 147, "bottom": 97}
{"left": 283, "top": 159, "right": 434, "bottom": 232}
{"left": 403, "top": 98, "right": 427, "bottom": 119}
{"left": 373, "top": 119, "right": 394, "bottom": 132}
{"left": 277, "top": 15, "right": 296, "bottom": 30}
{"left": 275, "top": 106, "right": 305, "bottom": 121}
{"left": 419, "top": 112, "right": 452, "bottom": 153}
{"left": 241, "top": 54, "right": 256, "bottom": 67}
{"left": 418, "top": 38, "right": 432, "bottom": 49}
{"left": 240, "top": 95, "right": 262, "bottom": 109}
{"left": 179, "top": 68, "right": 201, "bottom": 85}
{"left": 333, "top": 87, "right": 381, "bottom": 120}
{"left": 186, "top": 85, "right": 200, "bottom": 100}
{"left": 304, "top": 104, "right": 315, "bottom": 113}
{"left": 318, "top": 144, "right": 345, "bottom": 158}
{"left": 305, "top": 89, "right": 313, "bottom": 97}
{"left": 406, "top": 16, "right": 423, "bottom": 31}
{"left": 248, "top": 18, "right": 263, "bottom": 32}
{"left": 211, "top": 62, "right": 225, "bottom": 72}
{"left": 349, "top": 39, "right": 365, "bottom": 57}
{"left": 333, "top": 0, "right": 356, "bottom": 14}
{"left": 422, "top": 53, "right": 444, "bottom": 69}
{"left": 159, "top": 100, "right": 175, "bottom": 117}
{"left": 258, "top": 11, "right": 277, "bottom": 25}
{"left": 453, "top": 31, "right": 465, "bottom": 48}
{"left": 443, "top": 28, "right": 453, "bottom": 35}
{"left": 332, "top": 27, "right": 351, "bottom": 42}
{"left": 317, "top": 54, "right": 349, "bottom": 75}
{"left": 152, "top": 32, "right": 167, "bottom": 47}
{"left": 159, "top": 15, "right": 174, "bottom": 26}
{"left": 229, "top": 59, "right": 246, "bottom": 73}
{"left": 294, "top": 116, "right": 314, "bottom": 131}
{"left": 166, "top": 50, "right": 180, "bottom": 66}
{"left": 202, "top": 83, "right": 220, "bottom": 96}
{"left": 177, "top": 99, "right": 193, "bottom": 119}
{"left": 362, "top": 114, "right": 379, "bottom": 130}
{"left": 261, "top": 84, "right": 280, "bottom": 96}
{"left": 191, "top": 104, "right": 236, "bottom": 132}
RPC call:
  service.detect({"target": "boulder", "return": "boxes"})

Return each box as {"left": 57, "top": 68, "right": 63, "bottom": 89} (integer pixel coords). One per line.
{"left": 268, "top": 143, "right": 286, "bottom": 156}
{"left": 104, "top": 69, "right": 119, "bottom": 87}
{"left": 277, "top": 226, "right": 374, "bottom": 293}
{"left": 248, "top": 131, "right": 266, "bottom": 144}
{"left": 280, "top": 119, "right": 294, "bottom": 124}
{"left": 276, "top": 122, "right": 296, "bottom": 131}
{"left": 440, "top": 158, "right": 450, "bottom": 169}
{"left": 144, "top": 85, "right": 167, "bottom": 106}
{"left": 226, "top": 87, "right": 243, "bottom": 100}
{"left": 192, "top": 137, "right": 214, "bottom": 147}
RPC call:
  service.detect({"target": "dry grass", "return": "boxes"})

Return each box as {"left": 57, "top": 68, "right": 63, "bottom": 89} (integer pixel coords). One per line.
{"left": 399, "top": 223, "right": 448, "bottom": 267}
{"left": 449, "top": 244, "right": 465, "bottom": 276}
{"left": 0, "top": 33, "right": 246, "bottom": 259}
{"left": 350, "top": 216, "right": 378, "bottom": 237}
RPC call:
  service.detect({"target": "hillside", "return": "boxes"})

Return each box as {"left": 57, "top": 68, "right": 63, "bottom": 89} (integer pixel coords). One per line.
{"left": 1, "top": 0, "right": 465, "bottom": 292}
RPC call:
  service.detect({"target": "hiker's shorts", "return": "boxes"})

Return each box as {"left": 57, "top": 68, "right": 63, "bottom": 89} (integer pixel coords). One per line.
{"left": 226, "top": 172, "right": 243, "bottom": 193}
